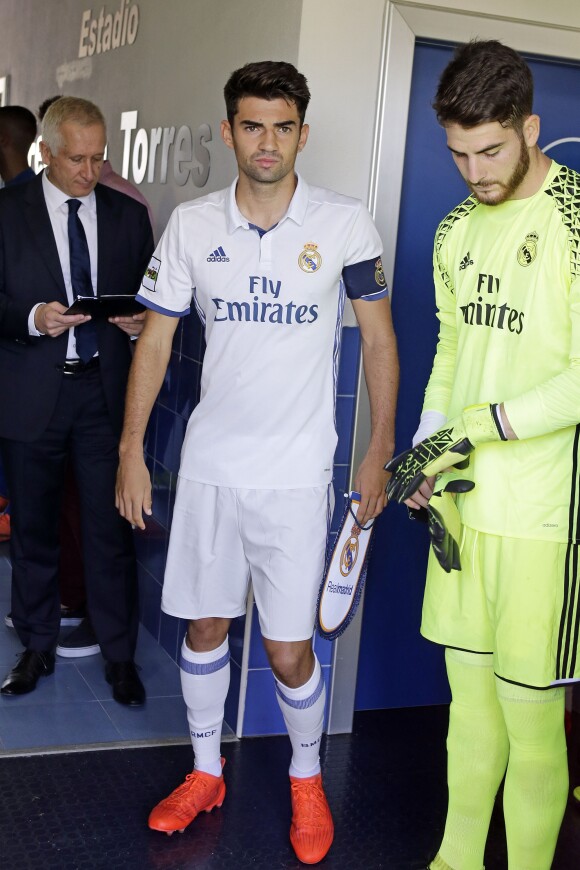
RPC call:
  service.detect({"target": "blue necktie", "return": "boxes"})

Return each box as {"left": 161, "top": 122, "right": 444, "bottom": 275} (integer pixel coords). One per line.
{"left": 67, "top": 198, "right": 97, "bottom": 363}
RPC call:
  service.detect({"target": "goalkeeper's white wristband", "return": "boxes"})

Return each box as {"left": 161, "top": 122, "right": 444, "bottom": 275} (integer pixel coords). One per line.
{"left": 412, "top": 411, "right": 447, "bottom": 446}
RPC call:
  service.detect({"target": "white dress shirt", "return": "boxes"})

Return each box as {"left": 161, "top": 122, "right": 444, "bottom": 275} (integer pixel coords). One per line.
{"left": 28, "top": 172, "right": 98, "bottom": 360}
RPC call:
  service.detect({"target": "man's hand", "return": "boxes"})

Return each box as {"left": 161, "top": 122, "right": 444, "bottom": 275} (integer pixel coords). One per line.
{"left": 410, "top": 475, "right": 474, "bottom": 573}
{"left": 109, "top": 311, "right": 146, "bottom": 336}
{"left": 386, "top": 403, "right": 505, "bottom": 503}
{"left": 35, "top": 301, "right": 91, "bottom": 337}
{"left": 405, "top": 476, "right": 435, "bottom": 511}
{"left": 426, "top": 476, "right": 474, "bottom": 572}
{"left": 353, "top": 454, "right": 389, "bottom": 525}
{"left": 115, "top": 451, "right": 152, "bottom": 530}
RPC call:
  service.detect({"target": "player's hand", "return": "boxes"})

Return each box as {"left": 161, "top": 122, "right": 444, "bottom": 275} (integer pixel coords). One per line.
{"left": 36, "top": 301, "right": 91, "bottom": 337}
{"left": 109, "top": 311, "right": 146, "bottom": 336}
{"left": 405, "top": 476, "right": 435, "bottom": 511}
{"left": 427, "top": 476, "right": 474, "bottom": 572}
{"left": 410, "top": 475, "right": 474, "bottom": 573}
{"left": 115, "top": 452, "right": 152, "bottom": 530}
{"left": 353, "top": 456, "right": 389, "bottom": 525}
{"left": 385, "top": 403, "right": 504, "bottom": 503}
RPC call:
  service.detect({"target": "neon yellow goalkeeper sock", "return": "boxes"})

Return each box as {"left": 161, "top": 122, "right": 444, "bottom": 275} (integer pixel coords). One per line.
{"left": 429, "top": 854, "right": 458, "bottom": 870}
{"left": 437, "top": 648, "right": 508, "bottom": 870}
{"left": 496, "top": 679, "right": 567, "bottom": 869}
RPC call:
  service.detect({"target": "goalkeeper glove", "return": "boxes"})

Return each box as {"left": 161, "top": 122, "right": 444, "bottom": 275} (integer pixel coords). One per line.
{"left": 386, "top": 403, "right": 505, "bottom": 503}
{"left": 422, "top": 476, "right": 474, "bottom": 572}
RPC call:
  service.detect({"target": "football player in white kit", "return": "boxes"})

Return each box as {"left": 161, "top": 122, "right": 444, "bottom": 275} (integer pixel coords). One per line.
{"left": 116, "top": 61, "right": 398, "bottom": 865}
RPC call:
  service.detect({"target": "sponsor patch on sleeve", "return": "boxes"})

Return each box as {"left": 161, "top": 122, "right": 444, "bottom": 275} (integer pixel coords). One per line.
{"left": 142, "top": 256, "right": 161, "bottom": 293}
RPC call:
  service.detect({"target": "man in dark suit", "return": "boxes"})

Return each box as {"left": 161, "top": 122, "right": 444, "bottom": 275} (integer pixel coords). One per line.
{"left": 0, "top": 97, "right": 153, "bottom": 704}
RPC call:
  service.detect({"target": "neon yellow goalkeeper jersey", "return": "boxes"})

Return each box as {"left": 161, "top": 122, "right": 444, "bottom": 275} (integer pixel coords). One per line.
{"left": 423, "top": 160, "right": 580, "bottom": 543}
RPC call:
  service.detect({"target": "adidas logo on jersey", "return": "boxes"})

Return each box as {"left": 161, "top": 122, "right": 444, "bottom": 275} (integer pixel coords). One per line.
{"left": 207, "top": 246, "right": 230, "bottom": 262}
{"left": 459, "top": 251, "right": 474, "bottom": 270}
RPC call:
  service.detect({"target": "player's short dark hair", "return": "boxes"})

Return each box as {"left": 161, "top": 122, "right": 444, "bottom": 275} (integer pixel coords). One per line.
{"left": 0, "top": 106, "right": 37, "bottom": 151}
{"left": 224, "top": 61, "right": 311, "bottom": 126}
{"left": 433, "top": 40, "right": 534, "bottom": 131}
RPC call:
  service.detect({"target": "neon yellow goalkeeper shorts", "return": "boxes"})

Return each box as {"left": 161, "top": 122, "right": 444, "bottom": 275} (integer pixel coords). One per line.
{"left": 421, "top": 525, "right": 580, "bottom": 689}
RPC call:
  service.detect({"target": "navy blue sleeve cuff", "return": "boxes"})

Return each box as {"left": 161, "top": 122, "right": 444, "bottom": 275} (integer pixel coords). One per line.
{"left": 342, "top": 257, "right": 388, "bottom": 301}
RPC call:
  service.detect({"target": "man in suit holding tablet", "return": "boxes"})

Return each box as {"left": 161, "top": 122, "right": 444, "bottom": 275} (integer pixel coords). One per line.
{"left": 0, "top": 97, "right": 153, "bottom": 704}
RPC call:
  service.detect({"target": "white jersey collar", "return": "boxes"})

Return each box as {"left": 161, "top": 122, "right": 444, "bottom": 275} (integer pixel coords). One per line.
{"left": 225, "top": 172, "right": 309, "bottom": 234}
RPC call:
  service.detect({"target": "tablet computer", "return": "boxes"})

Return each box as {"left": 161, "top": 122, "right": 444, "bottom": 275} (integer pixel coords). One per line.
{"left": 65, "top": 295, "right": 145, "bottom": 318}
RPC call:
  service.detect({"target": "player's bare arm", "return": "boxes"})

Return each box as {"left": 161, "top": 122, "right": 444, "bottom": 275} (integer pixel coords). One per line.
{"left": 351, "top": 295, "right": 399, "bottom": 525}
{"left": 116, "top": 309, "right": 179, "bottom": 528}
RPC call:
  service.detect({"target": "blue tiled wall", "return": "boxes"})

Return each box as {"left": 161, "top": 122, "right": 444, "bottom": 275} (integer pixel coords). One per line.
{"left": 135, "top": 316, "right": 362, "bottom": 736}
{"left": 135, "top": 311, "right": 203, "bottom": 676}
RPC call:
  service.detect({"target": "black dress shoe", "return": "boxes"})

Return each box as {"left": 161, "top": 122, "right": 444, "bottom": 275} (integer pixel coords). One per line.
{"left": 1, "top": 650, "right": 55, "bottom": 695}
{"left": 105, "top": 660, "right": 145, "bottom": 706}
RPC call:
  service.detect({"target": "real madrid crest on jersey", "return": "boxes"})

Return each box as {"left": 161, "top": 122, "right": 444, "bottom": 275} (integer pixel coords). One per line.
{"left": 374, "top": 257, "right": 386, "bottom": 287}
{"left": 517, "top": 231, "right": 539, "bottom": 267}
{"left": 298, "top": 242, "right": 322, "bottom": 273}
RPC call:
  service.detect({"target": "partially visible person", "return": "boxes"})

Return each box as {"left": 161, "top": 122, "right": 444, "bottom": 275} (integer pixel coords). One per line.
{"left": 0, "top": 97, "right": 153, "bottom": 705}
{"left": 0, "top": 105, "right": 36, "bottom": 187}
{"left": 387, "top": 40, "right": 580, "bottom": 870}
{"left": 99, "top": 159, "right": 154, "bottom": 231}
{"left": 32, "top": 97, "right": 156, "bottom": 658}
{"left": 0, "top": 106, "right": 38, "bottom": 545}
{"left": 0, "top": 482, "right": 8, "bottom": 542}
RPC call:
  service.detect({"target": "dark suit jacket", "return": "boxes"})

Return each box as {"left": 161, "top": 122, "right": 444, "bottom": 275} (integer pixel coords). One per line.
{"left": 0, "top": 173, "right": 154, "bottom": 441}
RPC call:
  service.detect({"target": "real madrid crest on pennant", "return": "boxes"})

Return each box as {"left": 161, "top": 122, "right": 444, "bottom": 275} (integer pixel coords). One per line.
{"left": 298, "top": 242, "right": 322, "bottom": 273}
{"left": 517, "top": 231, "right": 538, "bottom": 267}
{"left": 317, "top": 491, "right": 375, "bottom": 640}
{"left": 340, "top": 526, "right": 360, "bottom": 576}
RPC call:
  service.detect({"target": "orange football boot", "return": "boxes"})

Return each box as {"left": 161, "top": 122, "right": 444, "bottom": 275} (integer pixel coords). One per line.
{"left": 148, "top": 758, "right": 226, "bottom": 835}
{"left": 289, "top": 772, "right": 334, "bottom": 864}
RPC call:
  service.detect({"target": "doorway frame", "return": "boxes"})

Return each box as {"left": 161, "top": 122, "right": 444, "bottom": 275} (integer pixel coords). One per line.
{"left": 329, "top": 0, "right": 580, "bottom": 734}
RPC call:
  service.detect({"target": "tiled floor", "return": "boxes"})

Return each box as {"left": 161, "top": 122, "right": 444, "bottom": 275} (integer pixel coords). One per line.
{"left": 1, "top": 544, "right": 580, "bottom": 866}
{"left": 0, "top": 541, "right": 233, "bottom": 754}
{"left": 1, "top": 707, "right": 579, "bottom": 869}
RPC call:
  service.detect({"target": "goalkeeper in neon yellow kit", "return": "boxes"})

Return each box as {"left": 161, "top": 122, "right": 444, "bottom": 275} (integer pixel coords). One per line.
{"left": 387, "top": 40, "right": 580, "bottom": 870}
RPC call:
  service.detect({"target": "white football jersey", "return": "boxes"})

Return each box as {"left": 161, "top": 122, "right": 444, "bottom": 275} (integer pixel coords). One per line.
{"left": 137, "top": 174, "right": 388, "bottom": 488}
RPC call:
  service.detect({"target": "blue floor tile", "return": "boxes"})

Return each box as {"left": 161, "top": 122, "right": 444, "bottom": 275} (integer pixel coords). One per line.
{"left": 0, "top": 700, "right": 122, "bottom": 749}
{"left": 0, "top": 660, "right": 100, "bottom": 706}
{"left": 101, "top": 695, "right": 189, "bottom": 742}
{"left": 0, "top": 540, "right": 235, "bottom": 752}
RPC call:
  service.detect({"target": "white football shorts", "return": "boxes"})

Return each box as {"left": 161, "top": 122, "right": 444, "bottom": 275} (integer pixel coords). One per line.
{"left": 161, "top": 479, "right": 333, "bottom": 641}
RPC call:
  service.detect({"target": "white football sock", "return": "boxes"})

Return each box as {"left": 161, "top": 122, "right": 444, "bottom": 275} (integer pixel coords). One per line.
{"left": 180, "top": 636, "right": 230, "bottom": 777}
{"left": 276, "top": 655, "right": 325, "bottom": 778}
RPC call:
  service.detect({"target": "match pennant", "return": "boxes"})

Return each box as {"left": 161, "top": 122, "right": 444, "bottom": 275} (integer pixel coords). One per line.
{"left": 317, "top": 491, "right": 375, "bottom": 640}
